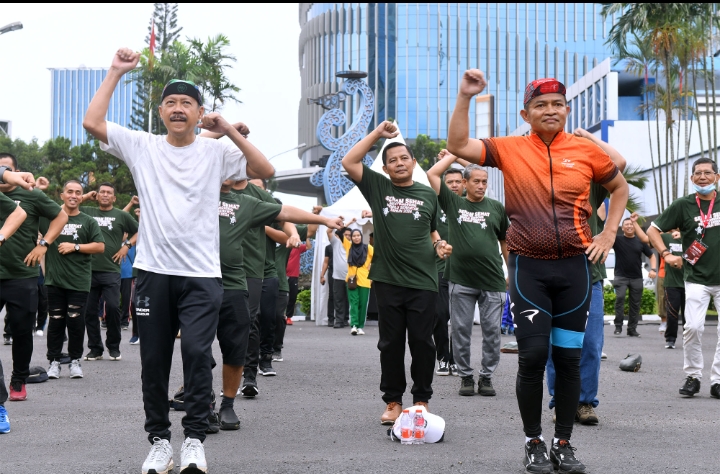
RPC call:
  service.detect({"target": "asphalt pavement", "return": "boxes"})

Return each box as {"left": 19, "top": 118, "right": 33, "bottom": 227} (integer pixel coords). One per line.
{"left": 0, "top": 319, "right": 717, "bottom": 473}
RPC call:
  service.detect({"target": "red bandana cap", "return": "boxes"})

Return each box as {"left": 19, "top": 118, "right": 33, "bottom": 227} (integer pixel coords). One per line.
{"left": 523, "top": 78, "right": 566, "bottom": 107}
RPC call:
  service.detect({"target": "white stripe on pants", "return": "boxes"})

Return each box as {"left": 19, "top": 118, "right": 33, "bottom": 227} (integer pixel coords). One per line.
{"left": 683, "top": 282, "right": 720, "bottom": 384}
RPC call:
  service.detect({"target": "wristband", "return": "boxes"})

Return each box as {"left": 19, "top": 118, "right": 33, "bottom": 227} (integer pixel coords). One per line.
{"left": 660, "top": 249, "right": 671, "bottom": 258}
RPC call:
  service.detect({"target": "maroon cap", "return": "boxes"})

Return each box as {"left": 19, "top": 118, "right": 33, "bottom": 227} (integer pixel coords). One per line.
{"left": 523, "top": 78, "right": 566, "bottom": 107}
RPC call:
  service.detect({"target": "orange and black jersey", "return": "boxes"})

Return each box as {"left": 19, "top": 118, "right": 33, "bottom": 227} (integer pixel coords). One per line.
{"left": 480, "top": 132, "right": 618, "bottom": 260}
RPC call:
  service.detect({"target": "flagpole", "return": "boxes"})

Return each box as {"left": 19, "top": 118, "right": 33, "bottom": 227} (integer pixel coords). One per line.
{"left": 148, "top": 19, "right": 155, "bottom": 134}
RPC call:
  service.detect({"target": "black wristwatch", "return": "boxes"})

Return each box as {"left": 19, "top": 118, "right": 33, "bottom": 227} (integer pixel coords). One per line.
{"left": 0, "top": 166, "right": 9, "bottom": 184}
{"left": 74, "top": 244, "right": 80, "bottom": 252}
{"left": 38, "top": 239, "right": 48, "bottom": 247}
{"left": 123, "top": 240, "right": 133, "bottom": 249}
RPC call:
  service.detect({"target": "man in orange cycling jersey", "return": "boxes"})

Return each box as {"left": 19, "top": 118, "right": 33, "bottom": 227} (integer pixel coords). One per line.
{"left": 448, "top": 70, "right": 629, "bottom": 474}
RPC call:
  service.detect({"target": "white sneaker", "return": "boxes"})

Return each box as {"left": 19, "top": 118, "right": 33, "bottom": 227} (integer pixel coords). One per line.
{"left": 69, "top": 359, "right": 83, "bottom": 379}
{"left": 47, "top": 361, "right": 61, "bottom": 379}
{"left": 142, "top": 437, "right": 174, "bottom": 474}
{"left": 357, "top": 328, "right": 365, "bottom": 335}
{"left": 601, "top": 352, "right": 608, "bottom": 361}
{"left": 35, "top": 330, "right": 44, "bottom": 337}
{"left": 659, "top": 322, "right": 667, "bottom": 332}
{"left": 180, "top": 437, "right": 207, "bottom": 472}
{"left": 350, "top": 326, "right": 358, "bottom": 335}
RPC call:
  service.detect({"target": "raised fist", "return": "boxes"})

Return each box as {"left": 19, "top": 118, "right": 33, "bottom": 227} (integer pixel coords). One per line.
{"left": 130, "top": 195, "right": 140, "bottom": 206}
{"left": 437, "top": 149, "right": 455, "bottom": 161}
{"left": 198, "top": 113, "right": 230, "bottom": 134}
{"left": 325, "top": 216, "right": 344, "bottom": 230}
{"left": 233, "top": 122, "right": 250, "bottom": 138}
{"left": 459, "top": 69, "right": 487, "bottom": 98}
{"left": 36, "top": 176, "right": 50, "bottom": 191}
{"left": 111, "top": 47, "right": 141, "bottom": 75}
{"left": 374, "top": 121, "right": 399, "bottom": 139}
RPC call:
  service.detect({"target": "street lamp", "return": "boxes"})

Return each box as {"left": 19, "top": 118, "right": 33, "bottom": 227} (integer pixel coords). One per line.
{"left": 269, "top": 143, "right": 306, "bottom": 161}
{"left": 0, "top": 22, "right": 23, "bottom": 35}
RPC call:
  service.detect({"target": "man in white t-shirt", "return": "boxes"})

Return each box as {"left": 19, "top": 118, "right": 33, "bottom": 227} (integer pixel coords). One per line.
{"left": 83, "top": 47, "right": 275, "bottom": 474}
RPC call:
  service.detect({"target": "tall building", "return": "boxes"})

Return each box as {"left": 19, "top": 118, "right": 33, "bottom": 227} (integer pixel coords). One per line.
{"left": 49, "top": 68, "right": 139, "bottom": 146}
{"left": 298, "top": 3, "right": 619, "bottom": 167}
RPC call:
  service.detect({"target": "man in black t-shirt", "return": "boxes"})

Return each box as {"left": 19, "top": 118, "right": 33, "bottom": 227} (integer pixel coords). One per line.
{"left": 612, "top": 215, "right": 657, "bottom": 336}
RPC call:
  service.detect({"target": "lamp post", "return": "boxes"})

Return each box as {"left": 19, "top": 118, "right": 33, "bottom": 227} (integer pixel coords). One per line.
{"left": 269, "top": 143, "right": 306, "bottom": 161}
{"left": 0, "top": 22, "right": 23, "bottom": 35}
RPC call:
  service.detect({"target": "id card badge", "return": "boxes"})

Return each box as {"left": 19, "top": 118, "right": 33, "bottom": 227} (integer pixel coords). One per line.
{"left": 683, "top": 240, "right": 708, "bottom": 266}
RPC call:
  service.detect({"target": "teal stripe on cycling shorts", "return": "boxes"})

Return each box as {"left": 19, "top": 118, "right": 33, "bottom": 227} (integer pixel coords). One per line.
{"left": 550, "top": 327, "right": 585, "bottom": 349}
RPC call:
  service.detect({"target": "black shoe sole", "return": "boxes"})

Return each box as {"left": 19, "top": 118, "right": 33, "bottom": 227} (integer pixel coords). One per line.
{"left": 478, "top": 390, "right": 496, "bottom": 396}
{"left": 178, "top": 464, "right": 205, "bottom": 473}
{"left": 258, "top": 369, "right": 276, "bottom": 376}
{"left": 219, "top": 420, "right": 240, "bottom": 430}
{"left": 679, "top": 390, "right": 698, "bottom": 397}
{"left": 459, "top": 391, "right": 475, "bottom": 396}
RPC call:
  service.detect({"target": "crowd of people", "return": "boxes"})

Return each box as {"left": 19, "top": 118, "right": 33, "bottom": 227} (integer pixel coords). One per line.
{"left": 0, "top": 46, "right": 719, "bottom": 474}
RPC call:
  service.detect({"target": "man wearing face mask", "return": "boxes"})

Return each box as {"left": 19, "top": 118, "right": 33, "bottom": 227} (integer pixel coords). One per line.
{"left": 648, "top": 157, "right": 720, "bottom": 400}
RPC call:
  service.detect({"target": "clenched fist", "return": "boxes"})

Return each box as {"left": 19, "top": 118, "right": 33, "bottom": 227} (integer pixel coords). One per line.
{"left": 111, "top": 47, "right": 140, "bottom": 75}
{"left": 459, "top": 69, "right": 487, "bottom": 98}
{"left": 373, "top": 121, "right": 399, "bottom": 139}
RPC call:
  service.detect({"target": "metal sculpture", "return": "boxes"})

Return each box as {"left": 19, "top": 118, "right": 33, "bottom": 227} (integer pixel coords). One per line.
{"left": 309, "top": 71, "right": 375, "bottom": 205}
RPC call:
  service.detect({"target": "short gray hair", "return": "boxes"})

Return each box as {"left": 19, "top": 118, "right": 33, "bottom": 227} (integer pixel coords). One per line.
{"left": 463, "top": 164, "right": 487, "bottom": 180}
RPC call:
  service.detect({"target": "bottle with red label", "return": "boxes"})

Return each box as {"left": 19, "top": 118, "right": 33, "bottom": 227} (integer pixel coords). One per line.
{"left": 400, "top": 409, "right": 413, "bottom": 445}
{"left": 413, "top": 410, "right": 425, "bottom": 444}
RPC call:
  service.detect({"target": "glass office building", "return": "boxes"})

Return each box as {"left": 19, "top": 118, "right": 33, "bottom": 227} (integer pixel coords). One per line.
{"left": 298, "top": 3, "right": 618, "bottom": 166}
{"left": 50, "top": 68, "right": 139, "bottom": 146}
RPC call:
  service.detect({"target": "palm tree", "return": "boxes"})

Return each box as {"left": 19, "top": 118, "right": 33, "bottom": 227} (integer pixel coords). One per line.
{"left": 622, "top": 165, "right": 650, "bottom": 215}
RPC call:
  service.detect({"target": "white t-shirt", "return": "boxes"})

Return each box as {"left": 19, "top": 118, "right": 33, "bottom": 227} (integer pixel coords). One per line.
{"left": 329, "top": 235, "right": 348, "bottom": 280}
{"left": 101, "top": 122, "right": 247, "bottom": 278}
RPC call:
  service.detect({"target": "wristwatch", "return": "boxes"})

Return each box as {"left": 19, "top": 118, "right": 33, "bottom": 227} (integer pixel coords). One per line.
{"left": 123, "top": 240, "right": 133, "bottom": 249}
{"left": 74, "top": 244, "right": 80, "bottom": 252}
{"left": 38, "top": 239, "right": 48, "bottom": 247}
{"left": 0, "top": 234, "right": 5, "bottom": 246}
{"left": 0, "top": 166, "right": 9, "bottom": 184}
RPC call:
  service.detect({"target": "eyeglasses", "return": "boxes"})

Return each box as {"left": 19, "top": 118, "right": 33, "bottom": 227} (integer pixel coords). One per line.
{"left": 693, "top": 171, "right": 717, "bottom": 177}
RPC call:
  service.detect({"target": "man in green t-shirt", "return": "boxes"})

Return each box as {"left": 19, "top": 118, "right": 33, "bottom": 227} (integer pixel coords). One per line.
{"left": 659, "top": 230, "right": 684, "bottom": 349}
{"left": 342, "top": 121, "right": 452, "bottom": 425}
{"left": 648, "top": 157, "right": 720, "bottom": 399}
{"left": 428, "top": 151, "right": 509, "bottom": 398}
{"left": 0, "top": 153, "right": 67, "bottom": 402}
{"left": 43, "top": 180, "right": 105, "bottom": 381}
{"left": 79, "top": 182, "right": 139, "bottom": 361}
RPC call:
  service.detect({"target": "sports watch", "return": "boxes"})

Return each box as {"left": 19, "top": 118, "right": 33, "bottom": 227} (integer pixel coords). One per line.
{"left": 74, "top": 244, "right": 80, "bottom": 252}
{"left": 123, "top": 240, "right": 133, "bottom": 249}
{"left": 38, "top": 239, "right": 48, "bottom": 247}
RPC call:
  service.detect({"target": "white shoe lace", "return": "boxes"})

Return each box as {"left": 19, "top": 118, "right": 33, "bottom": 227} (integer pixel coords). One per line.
{"left": 146, "top": 438, "right": 172, "bottom": 465}
{"left": 182, "top": 438, "right": 205, "bottom": 464}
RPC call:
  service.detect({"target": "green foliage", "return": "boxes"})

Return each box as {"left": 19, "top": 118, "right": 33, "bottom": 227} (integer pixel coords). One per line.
{"left": 408, "top": 134, "right": 447, "bottom": 171}
{"left": 146, "top": 3, "right": 183, "bottom": 54}
{"left": 603, "top": 285, "right": 656, "bottom": 315}
{"left": 296, "top": 289, "right": 311, "bottom": 316}
{"left": 0, "top": 135, "right": 47, "bottom": 176}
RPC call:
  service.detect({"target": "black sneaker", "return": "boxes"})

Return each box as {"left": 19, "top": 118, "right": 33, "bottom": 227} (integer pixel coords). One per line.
{"left": 258, "top": 355, "right": 276, "bottom": 376}
{"left": 108, "top": 350, "right": 122, "bottom": 361}
{"left": 550, "top": 439, "right": 586, "bottom": 473}
{"left": 436, "top": 360, "right": 450, "bottom": 376}
{"left": 523, "top": 437, "right": 553, "bottom": 474}
{"left": 83, "top": 350, "right": 103, "bottom": 361}
{"left": 711, "top": 383, "right": 720, "bottom": 399}
{"left": 121, "top": 324, "right": 129, "bottom": 331}
{"left": 218, "top": 405, "right": 241, "bottom": 430}
{"left": 478, "top": 377, "right": 496, "bottom": 396}
{"left": 627, "top": 329, "right": 641, "bottom": 337}
{"left": 100, "top": 319, "right": 107, "bottom": 329}
{"left": 459, "top": 376, "right": 475, "bottom": 396}
{"left": 613, "top": 327, "right": 622, "bottom": 335}
{"left": 206, "top": 411, "right": 220, "bottom": 434}
{"left": 679, "top": 376, "right": 700, "bottom": 397}
{"left": 241, "top": 376, "right": 258, "bottom": 398}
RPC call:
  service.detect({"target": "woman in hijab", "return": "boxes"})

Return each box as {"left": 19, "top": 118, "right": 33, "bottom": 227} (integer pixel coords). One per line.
{"left": 343, "top": 228, "right": 374, "bottom": 335}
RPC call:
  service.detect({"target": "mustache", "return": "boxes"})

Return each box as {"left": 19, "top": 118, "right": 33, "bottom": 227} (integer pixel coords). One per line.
{"left": 170, "top": 114, "right": 187, "bottom": 122}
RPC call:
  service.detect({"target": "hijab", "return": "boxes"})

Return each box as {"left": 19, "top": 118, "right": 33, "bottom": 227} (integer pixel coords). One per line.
{"left": 347, "top": 229, "right": 368, "bottom": 267}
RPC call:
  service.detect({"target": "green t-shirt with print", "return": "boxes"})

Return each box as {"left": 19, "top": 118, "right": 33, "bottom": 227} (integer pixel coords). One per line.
{"left": 219, "top": 192, "right": 281, "bottom": 290}
{"left": 438, "top": 180, "right": 508, "bottom": 292}
{"left": 233, "top": 183, "right": 276, "bottom": 280}
{"left": 653, "top": 193, "right": 720, "bottom": 286}
{"left": 41, "top": 212, "right": 105, "bottom": 292}
{"left": 588, "top": 183, "right": 608, "bottom": 285}
{"left": 354, "top": 164, "right": 438, "bottom": 292}
{"left": 276, "top": 225, "right": 308, "bottom": 293}
{"left": 660, "top": 232, "right": 684, "bottom": 288}
{"left": 0, "top": 187, "right": 62, "bottom": 280}
{"left": 80, "top": 206, "right": 139, "bottom": 273}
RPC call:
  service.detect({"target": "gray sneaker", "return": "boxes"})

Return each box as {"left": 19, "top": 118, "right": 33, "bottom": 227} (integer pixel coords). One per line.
{"left": 69, "top": 359, "right": 83, "bottom": 379}
{"left": 47, "top": 361, "right": 61, "bottom": 379}
{"left": 272, "top": 351, "right": 283, "bottom": 362}
{"left": 478, "top": 377, "right": 496, "bottom": 396}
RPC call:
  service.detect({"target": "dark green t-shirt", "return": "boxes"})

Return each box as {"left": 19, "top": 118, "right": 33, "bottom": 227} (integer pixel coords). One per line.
{"left": 41, "top": 212, "right": 105, "bottom": 292}
{"left": 660, "top": 232, "right": 684, "bottom": 288}
{"left": 354, "top": 165, "right": 438, "bottom": 292}
{"left": 276, "top": 225, "right": 308, "bottom": 293}
{"left": 219, "top": 192, "right": 281, "bottom": 291}
{"left": 233, "top": 183, "right": 276, "bottom": 280}
{"left": 438, "top": 181, "right": 508, "bottom": 291}
{"left": 0, "top": 188, "right": 62, "bottom": 280}
{"left": 653, "top": 193, "right": 720, "bottom": 285}
{"left": 80, "top": 206, "right": 139, "bottom": 273}
{"left": 0, "top": 193, "right": 17, "bottom": 218}
{"left": 435, "top": 208, "right": 449, "bottom": 274}
{"left": 588, "top": 183, "right": 608, "bottom": 285}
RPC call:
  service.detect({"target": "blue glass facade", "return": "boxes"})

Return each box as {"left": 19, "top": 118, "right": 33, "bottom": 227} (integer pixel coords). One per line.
{"left": 50, "top": 68, "right": 138, "bottom": 146}
{"left": 298, "top": 3, "right": 618, "bottom": 165}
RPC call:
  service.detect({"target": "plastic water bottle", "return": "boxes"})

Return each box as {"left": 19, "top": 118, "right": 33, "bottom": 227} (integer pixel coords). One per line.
{"left": 400, "top": 409, "right": 413, "bottom": 445}
{"left": 413, "top": 410, "right": 425, "bottom": 444}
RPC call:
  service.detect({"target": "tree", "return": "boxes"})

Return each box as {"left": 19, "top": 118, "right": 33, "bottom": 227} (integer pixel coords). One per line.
{"left": 146, "top": 3, "right": 182, "bottom": 54}
{"left": 0, "top": 135, "right": 48, "bottom": 176}
{"left": 408, "top": 134, "right": 447, "bottom": 171}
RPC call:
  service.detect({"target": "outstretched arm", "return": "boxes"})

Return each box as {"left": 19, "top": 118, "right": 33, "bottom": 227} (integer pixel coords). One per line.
{"left": 276, "top": 206, "right": 343, "bottom": 230}
{"left": 427, "top": 149, "right": 458, "bottom": 195}
{"left": 447, "top": 69, "right": 488, "bottom": 163}
{"left": 83, "top": 48, "right": 140, "bottom": 144}
{"left": 341, "top": 121, "right": 399, "bottom": 182}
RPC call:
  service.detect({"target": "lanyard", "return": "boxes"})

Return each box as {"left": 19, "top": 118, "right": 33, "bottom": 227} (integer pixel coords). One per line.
{"left": 695, "top": 191, "right": 716, "bottom": 239}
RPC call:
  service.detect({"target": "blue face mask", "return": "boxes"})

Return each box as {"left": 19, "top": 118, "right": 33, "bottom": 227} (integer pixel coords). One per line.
{"left": 693, "top": 182, "right": 717, "bottom": 195}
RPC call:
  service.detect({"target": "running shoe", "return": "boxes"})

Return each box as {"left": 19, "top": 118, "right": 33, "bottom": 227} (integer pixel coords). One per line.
{"left": 108, "top": 350, "right": 122, "bottom": 361}
{"left": 601, "top": 352, "right": 608, "bottom": 360}
{"left": 523, "top": 437, "right": 553, "bottom": 474}
{"left": 459, "top": 375, "right": 475, "bottom": 396}
{"left": 286, "top": 317, "right": 294, "bottom": 326}
{"left": 69, "top": 359, "right": 83, "bottom": 379}
{"left": 8, "top": 382, "right": 26, "bottom": 401}
{"left": 658, "top": 322, "right": 667, "bottom": 332}
{"left": 101, "top": 319, "right": 107, "bottom": 329}
{"left": 47, "top": 361, "right": 61, "bottom": 379}
{"left": 272, "top": 351, "right": 283, "bottom": 362}
{"left": 84, "top": 350, "right": 103, "bottom": 361}
{"left": 0, "top": 405, "right": 9, "bottom": 433}
{"left": 449, "top": 363, "right": 459, "bottom": 376}
{"left": 34, "top": 330, "right": 44, "bottom": 337}
{"left": 357, "top": 328, "right": 365, "bottom": 335}
{"left": 350, "top": 326, "right": 358, "bottom": 335}
{"left": 711, "top": 383, "right": 720, "bottom": 399}
{"left": 626, "top": 329, "right": 641, "bottom": 337}
{"left": 436, "top": 360, "right": 450, "bottom": 376}
{"left": 613, "top": 327, "right": 622, "bottom": 336}
{"left": 550, "top": 439, "right": 587, "bottom": 473}
{"left": 129, "top": 336, "right": 140, "bottom": 345}
{"left": 142, "top": 437, "right": 174, "bottom": 474}
{"left": 180, "top": 437, "right": 207, "bottom": 473}
{"left": 3, "top": 336, "right": 11, "bottom": 345}
{"left": 121, "top": 324, "right": 129, "bottom": 331}
{"left": 665, "top": 341, "right": 675, "bottom": 349}
{"left": 241, "top": 376, "right": 258, "bottom": 398}
{"left": 258, "top": 355, "right": 276, "bottom": 376}
{"left": 679, "top": 376, "right": 700, "bottom": 397}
